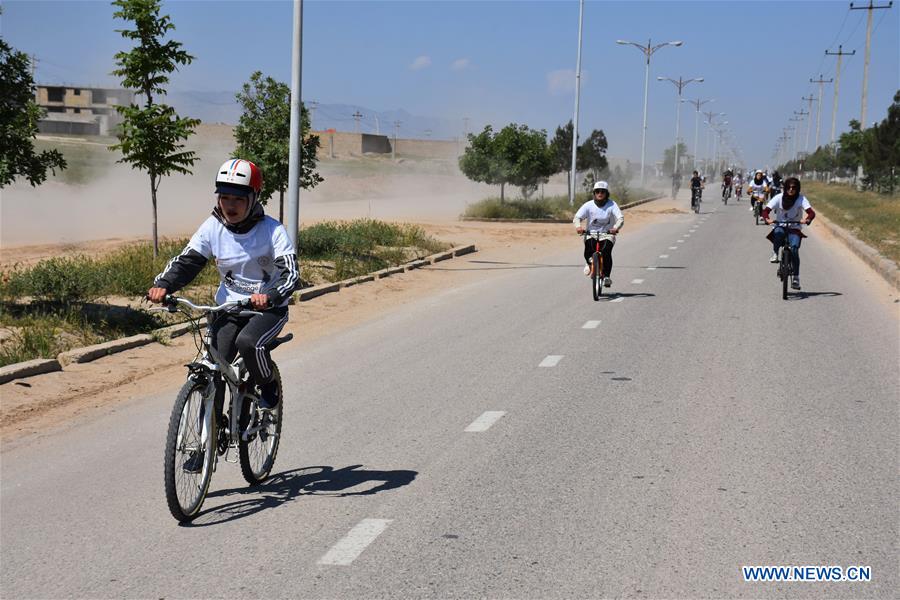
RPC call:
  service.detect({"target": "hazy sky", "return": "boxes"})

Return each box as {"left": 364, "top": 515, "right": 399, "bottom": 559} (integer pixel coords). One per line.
{"left": 4, "top": 0, "right": 899, "bottom": 169}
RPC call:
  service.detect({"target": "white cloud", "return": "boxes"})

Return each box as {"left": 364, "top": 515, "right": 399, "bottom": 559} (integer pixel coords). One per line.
{"left": 410, "top": 56, "right": 432, "bottom": 71}
{"left": 451, "top": 58, "right": 470, "bottom": 71}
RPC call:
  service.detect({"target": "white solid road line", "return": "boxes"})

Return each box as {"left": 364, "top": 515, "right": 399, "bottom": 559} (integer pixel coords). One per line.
{"left": 582, "top": 320, "right": 601, "bottom": 329}
{"left": 631, "top": 279, "right": 644, "bottom": 284}
{"left": 318, "top": 519, "right": 393, "bottom": 566}
{"left": 464, "top": 411, "right": 507, "bottom": 432}
{"left": 539, "top": 355, "right": 563, "bottom": 367}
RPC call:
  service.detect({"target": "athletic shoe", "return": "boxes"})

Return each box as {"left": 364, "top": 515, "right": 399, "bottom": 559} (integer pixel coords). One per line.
{"left": 769, "top": 252, "right": 779, "bottom": 263}
{"left": 183, "top": 450, "right": 204, "bottom": 474}
{"left": 258, "top": 380, "right": 280, "bottom": 411}
{"left": 603, "top": 277, "right": 612, "bottom": 288}
{"left": 583, "top": 265, "right": 591, "bottom": 277}
{"left": 791, "top": 277, "right": 801, "bottom": 290}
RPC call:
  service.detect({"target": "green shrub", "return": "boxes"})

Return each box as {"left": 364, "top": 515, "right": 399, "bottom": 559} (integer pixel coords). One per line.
{"left": 22, "top": 257, "right": 103, "bottom": 304}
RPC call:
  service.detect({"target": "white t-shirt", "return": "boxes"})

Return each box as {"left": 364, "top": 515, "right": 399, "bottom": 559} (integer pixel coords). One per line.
{"left": 573, "top": 199, "right": 624, "bottom": 235}
{"left": 766, "top": 194, "right": 812, "bottom": 228}
{"left": 187, "top": 215, "right": 295, "bottom": 306}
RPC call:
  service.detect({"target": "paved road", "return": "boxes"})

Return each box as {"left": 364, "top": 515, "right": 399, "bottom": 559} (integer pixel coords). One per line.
{"left": 2, "top": 195, "right": 897, "bottom": 599}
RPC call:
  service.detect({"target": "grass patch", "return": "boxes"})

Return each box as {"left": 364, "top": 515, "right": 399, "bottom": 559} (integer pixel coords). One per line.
{"left": 803, "top": 181, "right": 900, "bottom": 265}
{"left": 463, "top": 188, "right": 660, "bottom": 220}
{"left": 299, "top": 219, "right": 449, "bottom": 282}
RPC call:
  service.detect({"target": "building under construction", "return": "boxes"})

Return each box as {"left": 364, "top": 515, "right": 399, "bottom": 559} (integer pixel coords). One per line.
{"left": 35, "top": 85, "right": 134, "bottom": 136}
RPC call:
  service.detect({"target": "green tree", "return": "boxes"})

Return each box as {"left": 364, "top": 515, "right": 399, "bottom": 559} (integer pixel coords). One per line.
{"left": 109, "top": 0, "right": 200, "bottom": 257}
{"left": 860, "top": 90, "right": 900, "bottom": 192}
{"left": 234, "top": 71, "right": 323, "bottom": 222}
{"left": 662, "top": 142, "right": 688, "bottom": 176}
{"left": 578, "top": 129, "right": 608, "bottom": 177}
{"left": 0, "top": 36, "right": 66, "bottom": 187}
{"left": 459, "top": 123, "right": 555, "bottom": 202}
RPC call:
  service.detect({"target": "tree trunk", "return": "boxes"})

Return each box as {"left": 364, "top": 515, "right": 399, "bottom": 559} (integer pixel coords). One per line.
{"left": 279, "top": 189, "right": 284, "bottom": 223}
{"left": 500, "top": 182, "right": 505, "bottom": 204}
{"left": 150, "top": 173, "right": 159, "bottom": 258}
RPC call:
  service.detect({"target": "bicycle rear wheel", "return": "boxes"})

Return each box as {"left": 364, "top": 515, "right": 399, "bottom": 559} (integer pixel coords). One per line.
{"left": 164, "top": 380, "right": 216, "bottom": 522}
{"left": 591, "top": 252, "right": 603, "bottom": 301}
{"left": 239, "top": 365, "right": 283, "bottom": 484}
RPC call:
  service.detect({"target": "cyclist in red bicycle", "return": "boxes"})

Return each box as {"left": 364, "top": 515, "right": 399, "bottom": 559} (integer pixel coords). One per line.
{"left": 574, "top": 180, "right": 624, "bottom": 288}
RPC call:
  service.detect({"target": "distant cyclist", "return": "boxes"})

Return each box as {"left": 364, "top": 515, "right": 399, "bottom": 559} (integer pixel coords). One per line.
{"left": 768, "top": 170, "right": 783, "bottom": 199}
{"left": 748, "top": 169, "right": 768, "bottom": 213}
{"left": 721, "top": 169, "right": 733, "bottom": 201}
{"left": 763, "top": 177, "right": 816, "bottom": 290}
{"left": 574, "top": 180, "right": 624, "bottom": 288}
{"left": 690, "top": 170, "right": 704, "bottom": 210}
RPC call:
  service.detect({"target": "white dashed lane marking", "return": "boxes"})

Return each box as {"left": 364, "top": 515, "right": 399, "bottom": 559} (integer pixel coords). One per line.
{"left": 631, "top": 279, "right": 644, "bottom": 284}
{"left": 646, "top": 266, "right": 657, "bottom": 271}
{"left": 610, "top": 297, "right": 625, "bottom": 303}
{"left": 318, "top": 519, "right": 393, "bottom": 566}
{"left": 668, "top": 246, "right": 678, "bottom": 250}
{"left": 539, "top": 355, "right": 563, "bottom": 367}
{"left": 464, "top": 411, "right": 507, "bottom": 432}
{"left": 659, "top": 254, "right": 669, "bottom": 258}
{"left": 582, "top": 320, "right": 601, "bottom": 329}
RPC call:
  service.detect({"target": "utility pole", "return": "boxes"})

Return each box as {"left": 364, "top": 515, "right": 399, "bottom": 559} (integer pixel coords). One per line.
{"left": 392, "top": 120, "right": 401, "bottom": 160}
{"left": 850, "top": 1, "right": 893, "bottom": 128}
{"left": 462, "top": 116, "right": 470, "bottom": 138}
{"left": 793, "top": 110, "right": 809, "bottom": 158}
{"left": 684, "top": 98, "right": 713, "bottom": 171}
{"left": 352, "top": 110, "right": 363, "bottom": 134}
{"left": 789, "top": 117, "right": 804, "bottom": 161}
{"left": 809, "top": 75, "right": 832, "bottom": 149}
{"left": 569, "top": 0, "right": 585, "bottom": 207}
{"left": 30, "top": 54, "right": 38, "bottom": 80}
{"left": 802, "top": 95, "right": 816, "bottom": 152}
{"left": 702, "top": 110, "right": 723, "bottom": 175}
{"left": 825, "top": 45, "right": 855, "bottom": 143}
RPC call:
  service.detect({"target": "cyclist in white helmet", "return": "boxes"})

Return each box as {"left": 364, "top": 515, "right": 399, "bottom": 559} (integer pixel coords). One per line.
{"left": 574, "top": 180, "right": 624, "bottom": 288}
{"left": 148, "top": 159, "right": 299, "bottom": 434}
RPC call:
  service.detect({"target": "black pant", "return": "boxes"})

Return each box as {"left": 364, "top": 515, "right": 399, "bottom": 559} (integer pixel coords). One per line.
{"left": 210, "top": 306, "right": 289, "bottom": 386}
{"left": 583, "top": 238, "right": 613, "bottom": 277}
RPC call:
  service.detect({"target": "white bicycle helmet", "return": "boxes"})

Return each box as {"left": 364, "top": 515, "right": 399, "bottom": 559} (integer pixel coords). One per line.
{"left": 215, "top": 159, "right": 262, "bottom": 201}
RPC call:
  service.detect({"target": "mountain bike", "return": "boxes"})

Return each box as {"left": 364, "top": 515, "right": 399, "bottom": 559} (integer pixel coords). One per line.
{"left": 151, "top": 295, "right": 292, "bottom": 523}
{"left": 584, "top": 232, "right": 608, "bottom": 301}
{"left": 691, "top": 187, "right": 702, "bottom": 214}
{"left": 722, "top": 184, "right": 732, "bottom": 205}
{"left": 772, "top": 221, "right": 803, "bottom": 300}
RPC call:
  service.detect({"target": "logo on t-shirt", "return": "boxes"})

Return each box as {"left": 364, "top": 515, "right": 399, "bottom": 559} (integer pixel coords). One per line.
{"left": 257, "top": 255, "right": 273, "bottom": 268}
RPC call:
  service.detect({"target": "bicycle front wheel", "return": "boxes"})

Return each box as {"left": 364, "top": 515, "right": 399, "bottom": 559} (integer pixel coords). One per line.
{"left": 591, "top": 252, "right": 603, "bottom": 301}
{"left": 164, "top": 380, "right": 216, "bottom": 523}
{"left": 239, "top": 364, "right": 283, "bottom": 484}
{"left": 781, "top": 249, "right": 790, "bottom": 300}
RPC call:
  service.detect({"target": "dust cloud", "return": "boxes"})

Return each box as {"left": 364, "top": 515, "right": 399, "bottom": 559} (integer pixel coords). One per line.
{"left": 0, "top": 126, "right": 566, "bottom": 249}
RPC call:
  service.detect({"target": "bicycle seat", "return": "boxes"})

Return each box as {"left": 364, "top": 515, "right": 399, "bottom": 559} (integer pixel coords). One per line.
{"left": 266, "top": 333, "right": 293, "bottom": 351}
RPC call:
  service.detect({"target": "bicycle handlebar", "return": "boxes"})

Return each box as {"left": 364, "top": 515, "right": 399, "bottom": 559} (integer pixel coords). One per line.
{"left": 148, "top": 295, "right": 266, "bottom": 316}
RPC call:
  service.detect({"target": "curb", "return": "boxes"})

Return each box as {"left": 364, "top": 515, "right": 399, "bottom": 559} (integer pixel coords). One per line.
{"left": 0, "top": 358, "right": 62, "bottom": 384}
{"left": 154, "top": 318, "right": 205, "bottom": 341}
{"left": 294, "top": 244, "right": 477, "bottom": 303}
{"left": 459, "top": 195, "right": 665, "bottom": 222}
{"left": 816, "top": 214, "right": 900, "bottom": 289}
{"left": 57, "top": 334, "right": 154, "bottom": 367}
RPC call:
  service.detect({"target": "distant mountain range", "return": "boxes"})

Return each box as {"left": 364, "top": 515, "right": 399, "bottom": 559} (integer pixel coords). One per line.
{"left": 169, "top": 91, "right": 464, "bottom": 141}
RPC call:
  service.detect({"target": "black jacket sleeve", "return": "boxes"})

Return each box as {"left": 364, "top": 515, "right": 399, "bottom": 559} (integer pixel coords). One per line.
{"left": 266, "top": 253, "right": 300, "bottom": 306}
{"left": 154, "top": 247, "right": 208, "bottom": 292}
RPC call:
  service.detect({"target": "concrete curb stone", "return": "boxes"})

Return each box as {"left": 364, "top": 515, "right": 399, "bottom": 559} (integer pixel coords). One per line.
{"left": 0, "top": 358, "right": 62, "bottom": 385}
{"left": 57, "top": 334, "right": 154, "bottom": 367}
{"left": 816, "top": 214, "right": 899, "bottom": 289}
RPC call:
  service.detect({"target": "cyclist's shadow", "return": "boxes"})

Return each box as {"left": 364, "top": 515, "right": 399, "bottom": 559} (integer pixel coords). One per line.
{"left": 187, "top": 465, "right": 417, "bottom": 526}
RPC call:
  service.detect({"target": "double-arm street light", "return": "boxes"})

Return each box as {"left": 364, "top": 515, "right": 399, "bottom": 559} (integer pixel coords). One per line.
{"left": 616, "top": 38, "right": 683, "bottom": 186}
{"left": 657, "top": 76, "right": 704, "bottom": 176}
{"left": 702, "top": 111, "right": 725, "bottom": 176}
{"left": 683, "top": 98, "right": 713, "bottom": 172}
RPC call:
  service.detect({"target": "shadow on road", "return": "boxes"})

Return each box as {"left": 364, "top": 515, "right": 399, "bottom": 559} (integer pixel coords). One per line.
{"left": 787, "top": 291, "right": 843, "bottom": 301}
{"left": 185, "top": 464, "right": 417, "bottom": 527}
{"left": 599, "top": 292, "right": 656, "bottom": 301}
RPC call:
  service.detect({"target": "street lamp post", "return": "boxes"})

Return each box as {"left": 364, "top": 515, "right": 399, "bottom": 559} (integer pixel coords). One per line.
{"left": 658, "top": 76, "right": 703, "bottom": 177}
{"left": 684, "top": 98, "right": 713, "bottom": 172}
{"left": 616, "top": 38, "right": 683, "bottom": 186}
